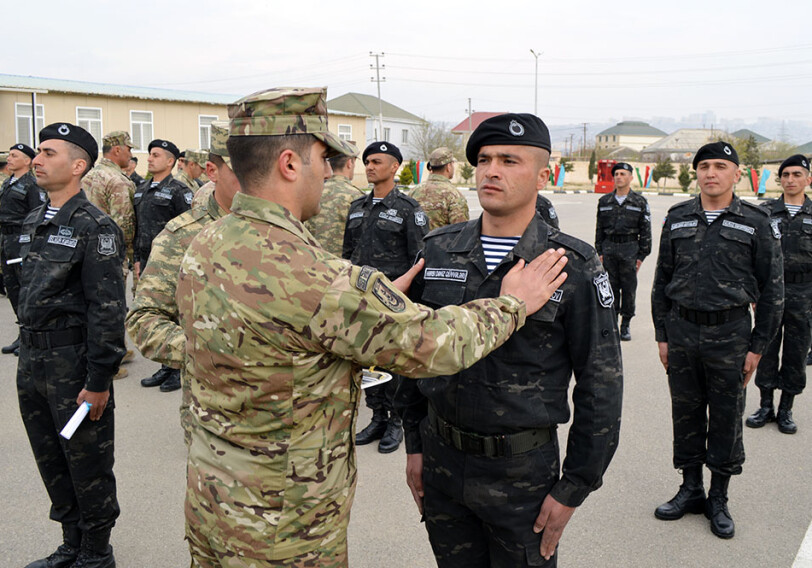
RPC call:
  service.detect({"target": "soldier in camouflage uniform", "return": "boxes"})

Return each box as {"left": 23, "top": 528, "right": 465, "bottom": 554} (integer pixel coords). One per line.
{"left": 410, "top": 146, "right": 469, "bottom": 232}
{"left": 0, "top": 151, "right": 9, "bottom": 185}
{"left": 304, "top": 141, "right": 363, "bottom": 256}
{"left": 175, "top": 149, "right": 206, "bottom": 191}
{"left": 746, "top": 154, "right": 812, "bottom": 434}
{"left": 652, "top": 141, "right": 784, "bottom": 539}
{"left": 1, "top": 143, "right": 45, "bottom": 356}
{"left": 17, "top": 123, "right": 125, "bottom": 568}
{"left": 176, "top": 86, "right": 568, "bottom": 568}
{"left": 397, "top": 113, "right": 623, "bottom": 568}
{"left": 595, "top": 162, "right": 652, "bottom": 341}
{"left": 126, "top": 122, "right": 238, "bottom": 403}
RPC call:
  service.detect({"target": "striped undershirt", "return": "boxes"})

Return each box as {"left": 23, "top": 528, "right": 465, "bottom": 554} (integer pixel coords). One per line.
{"left": 785, "top": 204, "right": 802, "bottom": 217}
{"left": 44, "top": 206, "right": 59, "bottom": 221}
{"left": 704, "top": 209, "right": 725, "bottom": 224}
{"left": 480, "top": 235, "right": 521, "bottom": 272}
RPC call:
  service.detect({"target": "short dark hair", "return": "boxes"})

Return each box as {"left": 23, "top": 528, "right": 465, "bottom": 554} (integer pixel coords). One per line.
{"left": 102, "top": 144, "right": 112, "bottom": 155}
{"left": 130, "top": 156, "right": 138, "bottom": 164}
{"left": 66, "top": 143, "right": 93, "bottom": 177}
{"left": 227, "top": 134, "right": 314, "bottom": 194}
{"left": 328, "top": 154, "right": 352, "bottom": 171}
{"left": 207, "top": 153, "right": 225, "bottom": 168}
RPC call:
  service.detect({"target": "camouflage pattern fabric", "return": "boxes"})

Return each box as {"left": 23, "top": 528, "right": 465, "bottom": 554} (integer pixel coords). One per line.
{"left": 409, "top": 173, "right": 469, "bottom": 232}
{"left": 175, "top": 168, "right": 200, "bottom": 192}
{"left": 185, "top": 149, "right": 208, "bottom": 168}
{"left": 304, "top": 175, "right": 364, "bottom": 257}
{"left": 191, "top": 181, "right": 215, "bottom": 209}
{"left": 0, "top": 172, "right": 8, "bottom": 185}
{"left": 81, "top": 157, "right": 136, "bottom": 266}
{"left": 133, "top": 175, "right": 193, "bottom": 266}
{"left": 102, "top": 131, "right": 135, "bottom": 149}
{"left": 177, "top": 192, "right": 528, "bottom": 563}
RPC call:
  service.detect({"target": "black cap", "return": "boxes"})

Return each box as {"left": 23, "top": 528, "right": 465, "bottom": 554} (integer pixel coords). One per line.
{"left": 692, "top": 141, "right": 739, "bottom": 169}
{"left": 38, "top": 123, "right": 98, "bottom": 167}
{"left": 466, "top": 113, "right": 551, "bottom": 166}
{"left": 778, "top": 154, "right": 810, "bottom": 177}
{"left": 363, "top": 141, "right": 402, "bottom": 164}
{"left": 10, "top": 143, "right": 36, "bottom": 160}
{"left": 612, "top": 162, "right": 633, "bottom": 175}
{"left": 148, "top": 139, "right": 180, "bottom": 160}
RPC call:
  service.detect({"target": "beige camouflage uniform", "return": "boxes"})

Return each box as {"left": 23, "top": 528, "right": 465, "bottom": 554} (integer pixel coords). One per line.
{"left": 410, "top": 148, "right": 469, "bottom": 232}
{"left": 176, "top": 87, "right": 529, "bottom": 567}
{"left": 191, "top": 180, "right": 214, "bottom": 209}
{"left": 305, "top": 173, "right": 364, "bottom": 256}
{"left": 174, "top": 167, "right": 199, "bottom": 192}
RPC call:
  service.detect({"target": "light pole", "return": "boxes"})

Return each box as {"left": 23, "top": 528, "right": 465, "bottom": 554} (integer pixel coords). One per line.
{"left": 530, "top": 49, "right": 542, "bottom": 115}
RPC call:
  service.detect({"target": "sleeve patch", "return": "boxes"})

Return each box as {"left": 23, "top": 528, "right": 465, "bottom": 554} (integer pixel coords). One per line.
{"left": 593, "top": 272, "right": 614, "bottom": 309}
{"left": 372, "top": 279, "right": 406, "bottom": 313}
{"left": 98, "top": 234, "right": 117, "bottom": 256}
{"left": 356, "top": 265, "right": 375, "bottom": 292}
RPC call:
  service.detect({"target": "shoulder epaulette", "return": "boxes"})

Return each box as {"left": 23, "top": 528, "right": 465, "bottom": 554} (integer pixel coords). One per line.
{"left": 667, "top": 198, "right": 695, "bottom": 213}
{"left": 741, "top": 199, "right": 770, "bottom": 217}
{"left": 548, "top": 231, "right": 595, "bottom": 260}
{"left": 165, "top": 207, "right": 210, "bottom": 233}
{"left": 396, "top": 192, "right": 421, "bottom": 208}
{"left": 425, "top": 220, "right": 467, "bottom": 239}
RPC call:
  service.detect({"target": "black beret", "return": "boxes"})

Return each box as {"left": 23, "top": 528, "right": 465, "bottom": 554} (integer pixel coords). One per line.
{"left": 612, "top": 162, "right": 633, "bottom": 175}
{"left": 363, "top": 141, "right": 402, "bottom": 164}
{"left": 466, "top": 113, "right": 551, "bottom": 165}
{"left": 692, "top": 141, "right": 739, "bottom": 169}
{"left": 10, "top": 143, "right": 36, "bottom": 160}
{"left": 38, "top": 123, "right": 98, "bottom": 167}
{"left": 778, "top": 154, "right": 810, "bottom": 177}
{"left": 148, "top": 139, "right": 180, "bottom": 160}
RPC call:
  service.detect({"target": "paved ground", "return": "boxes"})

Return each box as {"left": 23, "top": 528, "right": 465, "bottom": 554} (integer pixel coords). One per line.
{"left": 1, "top": 192, "right": 809, "bottom": 567}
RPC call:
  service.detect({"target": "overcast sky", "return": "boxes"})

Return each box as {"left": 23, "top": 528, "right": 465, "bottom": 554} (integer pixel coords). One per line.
{"left": 4, "top": 0, "right": 811, "bottom": 135}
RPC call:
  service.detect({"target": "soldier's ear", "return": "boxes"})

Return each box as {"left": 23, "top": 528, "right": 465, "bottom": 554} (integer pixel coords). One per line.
{"left": 205, "top": 161, "right": 219, "bottom": 184}
{"left": 278, "top": 149, "right": 298, "bottom": 182}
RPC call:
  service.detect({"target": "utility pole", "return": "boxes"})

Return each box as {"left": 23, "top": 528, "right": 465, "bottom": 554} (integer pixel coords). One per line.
{"left": 466, "top": 98, "right": 474, "bottom": 150}
{"left": 582, "top": 123, "right": 588, "bottom": 158}
{"left": 569, "top": 134, "right": 575, "bottom": 158}
{"left": 370, "top": 52, "right": 386, "bottom": 142}
{"left": 530, "top": 49, "right": 541, "bottom": 115}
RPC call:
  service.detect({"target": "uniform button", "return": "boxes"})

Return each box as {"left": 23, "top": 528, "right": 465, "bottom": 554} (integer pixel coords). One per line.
{"left": 602, "top": 329, "right": 610, "bottom": 337}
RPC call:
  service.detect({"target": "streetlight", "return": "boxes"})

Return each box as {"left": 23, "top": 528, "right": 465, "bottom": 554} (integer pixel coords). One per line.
{"left": 530, "top": 49, "right": 542, "bottom": 115}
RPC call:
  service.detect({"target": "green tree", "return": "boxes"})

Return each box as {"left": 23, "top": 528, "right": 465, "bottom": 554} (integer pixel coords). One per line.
{"left": 458, "top": 162, "right": 474, "bottom": 184}
{"left": 559, "top": 157, "right": 575, "bottom": 173}
{"left": 399, "top": 160, "right": 414, "bottom": 185}
{"left": 740, "top": 135, "right": 762, "bottom": 173}
{"left": 677, "top": 163, "right": 692, "bottom": 191}
{"left": 588, "top": 150, "right": 597, "bottom": 182}
{"left": 652, "top": 157, "right": 676, "bottom": 189}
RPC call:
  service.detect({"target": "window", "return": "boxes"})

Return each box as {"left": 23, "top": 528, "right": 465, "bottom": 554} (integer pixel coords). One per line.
{"left": 130, "top": 111, "right": 153, "bottom": 152}
{"left": 199, "top": 115, "right": 218, "bottom": 149}
{"left": 338, "top": 124, "right": 352, "bottom": 141}
{"left": 402, "top": 129, "right": 408, "bottom": 144}
{"left": 15, "top": 103, "right": 45, "bottom": 147}
{"left": 383, "top": 127, "right": 390, "bottom": 142}
{"left": 77, "top": 107, "right": 103, "bottom": 149}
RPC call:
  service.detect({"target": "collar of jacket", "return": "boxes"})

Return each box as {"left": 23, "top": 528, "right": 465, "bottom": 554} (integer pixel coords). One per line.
{"left": 446, "top": 212, "right": 551, "bottom": 263}
{"left": 363, "top": 184, "right": 401, "bottom": 208}
{"left": 37, "top": 189, "right": 89, "bottom": 226}
{"left": 98, "top": 157, "right": 122, "bottom": 173}
{"left": 688, "top": 193, "right": 745, "bottom": 217}
{"left": 774, "top": 194, "right": 812, "bottom": 214}
{"left": 230, "top": 192, "right": 319, "bottom": 247}
{"left": 206, "top": 188, "right": 227, "bottom": 221}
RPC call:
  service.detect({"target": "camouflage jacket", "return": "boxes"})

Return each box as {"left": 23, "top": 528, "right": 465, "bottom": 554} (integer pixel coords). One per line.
{"left": 175, "top": 169, "right": 200, "bottom": 192}
{"left": 133, "top": 175, "right": 193, "bottom": 265}
{"left": 595, "top": 190, "right": 652, "bottom": 260}
{"left": 652, "top": 194, "right": 784, "bottom": 353}
{"left": 761, "top": 195, "right": 812, "bottom": 278}
{"left": 536, "top": 194, "right": 560, "bottom": 229}
{"left": 191, "top": 180, "right": 214, "bottom": 209}
{"left": 81, "top": 158, "right": 136, "bottom": 261}
{"left": 398, "top": 214, "right": 623, "bottom": 508}
{"left": 17, "top": 190, "right": 126, "bottom": 392}
{"left": 0, "top": 171, "right": 45, "bottom": 230}
{"left": 127, "top": 190, "right": 226, "bottom": 368}
{"left": 409, "top": 174, "right": 469, "bottom": 232}
{"left": 176, "top": 192, "right": 528, "bottom": 560}
{"left": 342, "top": 186, "right": 428, "bottom": 280}
{"left": 305, "top": 175, "right": 364, "bottom": 256}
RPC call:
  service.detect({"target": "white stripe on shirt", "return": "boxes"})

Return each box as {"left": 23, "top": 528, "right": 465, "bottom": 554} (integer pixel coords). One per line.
{"left": 480, "top": 235, "right": 521, "bottom": 272}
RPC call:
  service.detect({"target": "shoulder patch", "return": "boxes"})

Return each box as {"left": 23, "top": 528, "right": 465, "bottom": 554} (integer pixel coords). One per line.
{"left": 548, "top": 231, "right": 594, "bottom": 260}
{"left": 98, "top": 233, "right": 117, "bottom": 256}
{"left": 372, "top": 278, "right": 406, "bottom": 312}
{"left": 414, "top": 210, "right": 428, "bottom": 227}
{"left": 770, "top": 218, "right": 781, "bottom": 239}
{"left": 593, "top": 272, "right": 615, "bottom": 308}
{"left": 356, "top": 265, "right": 376, "bottom": 292}
{"left": 184, "top": 192, "right": 194, "bottom": 205}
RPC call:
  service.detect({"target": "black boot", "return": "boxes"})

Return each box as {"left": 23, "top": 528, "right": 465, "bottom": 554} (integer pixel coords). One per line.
{"left": 2, "top": 335, "right": 20, "bottom": 354}
{"left": 25, "top": 524, "right": 81, "bottom": 568}
{"left": 140, "top": 365, "right": 171, "bottom": 387}
{"left": 654, "top": 466, "right": 706, "bottom": 520}
{"left": 72, "top": 530, "right": 115, "bottom": 568}
{"left": 777, "top": 392, "right": 797, "bottom": 434}
{"left": 745, "top": 387, "right": 775, "bottom": 428}
{"left": 356, "top": 410, "right": 388, "bottom": 445}
{"left": 620, "top": 317, "right": 631, "bottom": 341}
{"left": 705, "top": 473, "right": 734, "bottom": 539}
{"left": 378, "top": 416, "right": 403, "bottom": 454}
{"left": 159, "top": 368, "right": 181, "bottom": 392}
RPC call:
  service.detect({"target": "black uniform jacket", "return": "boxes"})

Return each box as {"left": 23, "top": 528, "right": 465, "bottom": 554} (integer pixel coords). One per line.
{"left": 762, "top": 195, "right": 812, "bottom": 276}
{"left": 651, "top": 194, "right": 784, "bottom": 353}
{"left": 133, "top": 175, "right": 193, "bottom": 265}
{"left": 536, "top": 194, "right": 560, "bottom": 229}
{"left": 18, "top": 190, "right": 126, "bottom": 392}
{"left": 594, "top": 190, "right": 652, "bottom": 261}
{"left": 400, "top": 213, "right": 623, "bottom": 508}
{"left": 0, "top": 171, "right": 44, "bottom": 229}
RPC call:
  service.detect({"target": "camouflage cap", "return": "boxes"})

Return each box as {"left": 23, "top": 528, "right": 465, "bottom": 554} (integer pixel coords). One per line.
{"left": 185, "top": 149, "right": 208, "bottom": 168}
{"left": 0, "top": 151, "right": 7, "bottom": 163}
{"left": 103, "top": 131, "right": 135, "bottom": 149}
{"left": 428, "top": 147, "right": 454, "bottom": 168}
{"left": 208, "top": 121, "right": 230, "bottom": 166}
{"left": 228, "top": 87, "right": 355, "bottom": 157}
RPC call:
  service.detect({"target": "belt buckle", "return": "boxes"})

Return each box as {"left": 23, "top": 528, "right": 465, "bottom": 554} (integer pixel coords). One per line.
{"left": 459, "top": 432, "right": 483, "bottom": 455}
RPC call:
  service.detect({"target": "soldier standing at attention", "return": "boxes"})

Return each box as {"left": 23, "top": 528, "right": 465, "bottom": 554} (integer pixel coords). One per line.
{"left": 410, "top": 146, "right": 469, "bottom": 231}
{"left": 595, "top": 162, "right": 651, "bottom": 341}
{"left": 304, "top": 140, "right": 363, "bottom": 256}
{"left": 0, "top": 151, "right": 9, "bottom": 185}
{"left": 343, "top": 140, "right": 430, "bottom": 453}
{"left": 652, "top": 141, "right": 783, "bottom": 539}
{"left": 133, "top": 139, "right": 193, "bottom": 390}
{"left": 536, "top": 193, "right": 560, "bottom": 229}
{"left": 398, "top": 113, "right": 623, "bottom": 567}
{"left": 175, "top": 86, "right": 568, "bottom": 567}
{"left": 175, "top": 149, "right": 205, "bottom": 191}
{"left": 746, "top": 154, "right": 812, "bottom": 434}
{"left": 1, "top": 143, "right": 45, "bottom": 356}
{"left": 17, "top": 123, "right": 125, "bottom": 568}
{"left": 125, "top": 156, "right": 144, "bottom": 187}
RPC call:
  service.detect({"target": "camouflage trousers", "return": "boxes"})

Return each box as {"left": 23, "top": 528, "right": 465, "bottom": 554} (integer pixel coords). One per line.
{"left": 420, "top": 419, "right": 559, "bottom": 567}
{"left": 16, "top": 340, "right": 119, "bottom": 533}
{"left": 665, "top": 311, "right": 749, "bottom": 476}
{"left": 755, "top": 283, "right": 811, "bottom": 395}
{"left": 602, "top": 251, "right": 638, "bottom": 320}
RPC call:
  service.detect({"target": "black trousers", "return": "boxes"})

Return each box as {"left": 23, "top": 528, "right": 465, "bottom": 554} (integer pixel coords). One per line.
{"left": 602, "top": 252, "right": 638, "bottom": 320}
{"left": 363, "top": 373, "right": 401, "bottom": 415}
{"left": 1, "top": 232, "right": 23, "bottom": 315}
{"left": 17, "top": 340, "right": 119, "bottom": 534}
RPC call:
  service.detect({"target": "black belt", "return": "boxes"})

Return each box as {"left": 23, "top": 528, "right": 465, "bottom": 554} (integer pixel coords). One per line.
{"left": 785, "top": 271, "right": 812, "bottom": 284}
{"left": 1, "top": 225, "right": 20, "bottom": 235}
{"left": 677, "top": 304, "right": 749, "bottom": 326}
{"left": 20, "top": 327, "right": 86, "bottom": 349}
{"left": 607, "top": 234, "right": 638, "bottom": 243}
{"left": 428, "top": 406, "right": 551, "bottom": 458}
